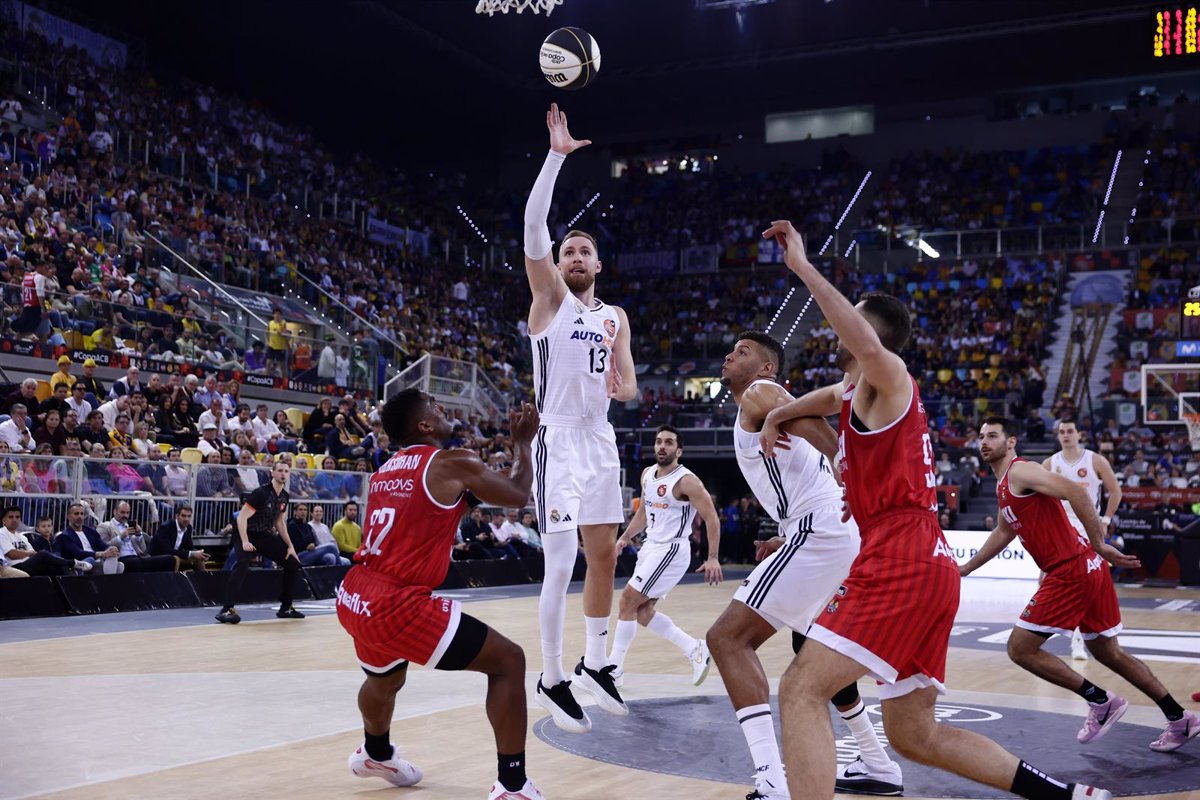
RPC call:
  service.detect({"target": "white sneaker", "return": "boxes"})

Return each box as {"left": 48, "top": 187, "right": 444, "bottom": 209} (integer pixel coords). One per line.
{"left": 348, "top": 744, "right": 422, "bottom": 787}
{"left": 1070, "top": 630, "right": 1089, "bottom": 661}
{"left": 690, "top": 640, "right": 712, "bottom": 686}
{"left": 835, "top": 756, "right": 904, "bottom": 796}
{"left": 488, "top": 778, "right": 547, "bottom": 799}
{"left": 73, "top": 559, "right": 93, "bottom": 573}
{"left": 747, "top": 774, "right": 790, "bottom": 799}
{"left": 535, "top": 677, "right": 592, "bottom": 733}
{"left": 1071, "top": 785, "right": 1112, "bottom": 800}
{"left": 573, "top": 658, "right": 629, "bottom": 717}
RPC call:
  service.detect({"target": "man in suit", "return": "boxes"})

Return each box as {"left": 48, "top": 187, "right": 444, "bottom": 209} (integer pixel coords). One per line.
{"left": 97, "top": 501, "right": 178, "bottom": 572}
{"left": 151, "top": 504, "right": 209, "bottom": 572}
{"left": 55, "top": 502, "right": 125, "bottom": 574}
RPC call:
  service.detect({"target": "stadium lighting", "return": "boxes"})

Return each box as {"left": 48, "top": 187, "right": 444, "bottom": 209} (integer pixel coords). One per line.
{"left": 917, "top": 238, "right": 939, "bottom": 259}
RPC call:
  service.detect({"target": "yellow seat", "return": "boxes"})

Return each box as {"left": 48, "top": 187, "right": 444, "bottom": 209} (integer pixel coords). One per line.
{"left": 157, "top": 443, "right": 172, "bottom": 454}
{"left": 284, "top": 407, "right": 306, "bottom": 432}
{"left": 35, "top": 380, "right": 52, "bottom": 403}
{"left": 181, "top": 448, "right": 203, "bottom": 464}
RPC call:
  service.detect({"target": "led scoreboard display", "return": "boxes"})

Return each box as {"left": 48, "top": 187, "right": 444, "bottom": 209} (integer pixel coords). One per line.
{"left": 1183, "top": 286, "right": 1200, "bottom": 340}
{"left": 1154, "top": 7, "right": 1199, "bottom": 56}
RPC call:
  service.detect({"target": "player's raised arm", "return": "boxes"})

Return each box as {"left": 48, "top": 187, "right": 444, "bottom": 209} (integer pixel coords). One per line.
{"left": 761, "top": 220, "right": 908, "bottom": 398}
{"left": 432, "top": 403, "right": 540, "bottom": 508}
{"left": 742, "top": 381, "right": 838, "bottom": 461}
{"left": 958, "top": 516, "right": 1018, "bottom": 576}
{"left": 607, "top": 306, "right": 638, "bottom": 402}
{"left": 1007, "top": 460, "right": 1140, "bottom": 568}
{"left": 524, "top": 104, "right": 590, "bottom": 317}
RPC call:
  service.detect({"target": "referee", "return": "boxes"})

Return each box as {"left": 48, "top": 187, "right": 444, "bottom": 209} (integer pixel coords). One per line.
{"left": 216, "top": 460, "right": 305, "bottom": 624}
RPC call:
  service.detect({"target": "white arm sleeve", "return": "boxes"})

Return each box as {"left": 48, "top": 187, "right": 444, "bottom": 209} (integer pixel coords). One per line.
{"left": 523, "top": 150, "right": 566, "bottom": 260}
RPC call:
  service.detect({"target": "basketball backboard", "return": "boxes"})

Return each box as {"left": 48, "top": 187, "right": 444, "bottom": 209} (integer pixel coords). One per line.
{"left": 1141, "top": 363, "right": 1200, "bottom": 424}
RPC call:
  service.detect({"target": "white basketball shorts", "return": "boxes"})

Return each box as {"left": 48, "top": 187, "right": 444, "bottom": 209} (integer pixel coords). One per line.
{"left": 733, "top": 502, "right": 860, "bottom": 633}
{"left": 628, "top": 538, "right": 690, "bottom": 600}
{"left": 533, "top": 421, "right": 624, "bottom": 534}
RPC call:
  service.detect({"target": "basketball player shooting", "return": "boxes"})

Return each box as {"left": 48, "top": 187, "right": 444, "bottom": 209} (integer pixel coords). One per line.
{"left": 336, "top": 391, "right": 549, "bottom": 800}
{"left": 757, "top": 220, "right": 1112, "bottom": 800}
{"left": 607, "top": 425, "right": 722, "bottom": 690}
{"left": 964, "top": 417, "right": 1196, "bottom": 754}
{"left": 709, "top": 331, "right": 902, "bottom": 800}
{"left": 1042, "top": 419, "right": 1123, "bottom": 661}
{"left": 523, "top": 103, "right": 638, "bottom": 733}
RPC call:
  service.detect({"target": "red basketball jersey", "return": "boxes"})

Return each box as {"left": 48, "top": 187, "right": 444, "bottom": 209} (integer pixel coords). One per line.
{"left": 21, "top": 272, "right": 39, "bottom": 308}
{"left": 997, "top": 457, "right": 1091, "bottom": 572}
{"left": 838, "top": 376, "right": 939, "bottom": 545}
{"left": 358, "top": 444, "right": 466, "bottom": 588}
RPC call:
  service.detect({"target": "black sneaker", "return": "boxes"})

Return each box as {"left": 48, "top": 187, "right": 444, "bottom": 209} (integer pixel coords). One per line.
{"left": 215, "top": 608, "right": 241, "bottom": 625}
{"left": 276, "top": 605, "right": 306, "bottom": 619}
{"left": 572, "top": 658, "right": 629, "bottom": 717}
{"left": 535, "top": 676, "right": 591, "bottom": 733}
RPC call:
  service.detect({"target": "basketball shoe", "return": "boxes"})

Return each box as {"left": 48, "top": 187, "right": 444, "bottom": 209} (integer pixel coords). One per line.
{"left": 610, "top": 667, "right": 624, "bottom": 688}
{"left": 347, "top": 744, "right": 422, "bottom": 787}
{"left": 488, "top": 778, "right": 547, "bottom": 799}
{"left": 835, "top": 756, "right": 904, "bottom": 795}
{"left": 214, "top": 607, "right": 241, "bottom": 624}
{"left": 1071, "top": 785, "right": 1112, "bottom": 800}
{"left": 690, "top": 640, "right": 712, "bottom": 686}
{"left": 536, "top": 676, "right": 591, "bottom": 733}
{"left": 573, "top": 658, "right": 629, "bottom": 716}
{"left": 746, "top": 773, "right": 790, "bottom": 799}
{"left": 1077, "top": 693, "right": 1128, "bottom": 743}
{"left": 1149, "top": 710, "right": 1200, "bottom": 752}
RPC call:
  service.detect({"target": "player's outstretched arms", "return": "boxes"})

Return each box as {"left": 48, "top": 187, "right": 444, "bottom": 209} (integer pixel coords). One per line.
{"left": 430, "top": 404, "right": 540, "bottom": 508}
{"left": 958, "top": 518, "right": 1017, "bottom": 576}
{"left": 761, "top": 220, "right": 908, "bottom": 399}
{"left": 525, "top": 104, "right": 590, "bottom": 322}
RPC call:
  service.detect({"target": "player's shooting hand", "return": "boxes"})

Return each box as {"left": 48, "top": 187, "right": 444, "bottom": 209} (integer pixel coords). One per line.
{"left": 755, "top": 536, "right": 786, "bottom": 562}
{"left": 607, "top": 363, "right": 623, "bottom": 399}
{"left": 1098, "top": 543, "right": 1141, "bottom": 569}
{"left": 758, "top": 411, "right": 791, "bottom": 457}
{"left": 547, "top": 103, "right": 591, "bottom": 156}
{"left": 761, "top": 220, "right": 811, "bottom": 274}
{"left": 696, "top": 556, "right": 723, "bottom": 585}
{"left": 508, "top": 402, "right": 540, "bottom": 446}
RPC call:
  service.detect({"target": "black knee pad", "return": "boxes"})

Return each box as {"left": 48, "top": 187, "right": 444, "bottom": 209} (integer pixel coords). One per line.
{"left": 791, "top": 631, "right": 806, "bottom": 654}
{"left": 831, "top": 683, "right": 860, "bottom": 707}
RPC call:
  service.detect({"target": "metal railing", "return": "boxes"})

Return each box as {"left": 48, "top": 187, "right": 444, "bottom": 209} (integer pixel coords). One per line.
{"left": 0, "top": 454, "right": 368, "bottom": 544}
{"left": 383, "top": 354, "right": 507, "bottom": 418}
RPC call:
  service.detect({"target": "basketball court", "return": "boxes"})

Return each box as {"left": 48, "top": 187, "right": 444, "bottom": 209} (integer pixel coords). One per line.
{"left": 6, "top": 574, "right": 1199, "bottom": 800}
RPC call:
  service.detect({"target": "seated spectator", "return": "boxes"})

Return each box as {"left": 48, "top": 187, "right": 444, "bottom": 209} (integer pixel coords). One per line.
{"left": 75, "top": 359, "right": 105, "bottom": 404}
{"left": 516, "top": 510, "right": 542, "bottom": 551}
{"left": 501, "top": 508, "right": 542, "bottom": 553}
{"left": 0, "top": 403, "right": 35, "bottom": 453}
{"left": 192, "top": 375, "right": 221, "bottom": 411}
{"left": 313, "top": 455, "right": 348, "bottom": 500}
{"left": 32, "top": 408, "right": 66, "bottom": 453}
{"left": 55, "top": 501, "right": 124, "bottom": 574}
{"left": 23, "top": 442, "right": 65, "bottom": 494}
{"left": 287, "top": 503, "right": 342, "bottom": 566}
{"left": 97, "top": 394, "right": 129, "bottom": 430}
{"left": 197, "top": 422, "right": 222, "bottom": 457}
{"left": 108, "top": 413, "right": 134, "bottom": 451}
{"left": 79, "top": 410, "right": 109, "bottom": 451}
{"left": 97, "top": 501, "right": 177, "bottom": 572}
{"left": 454, "top": 506, "right": 499, "bottom": 561}
{"left": 233, "top": 448, "right": 265, "bottom": 494}
{"left": 227, "top": 404, "right": 253, "bottom": 439}
{"left": 251, "top": 404, "right": 298, "bottom": 453}
{"left": 161, "top": 397, "right": 198, "bottom": 448}
{"left": 48, "top": 355, "right": 76, "bottom": 391}
{"left": 331, "top": 500, "right": 362, "bottom": 557}
{"left": 303, "top": 396, "right": 336, "bottom": 452}
{"left": 162, "top": 448, "right": 191, "bottom": 496}
{"left": 0, "top": 505, "right": 87, "bottom": 577}
{"left": 326, "top": 413, "right": 364, "bottom": 460}
{"left": 66, "top": 383, "right": 92, "bottom": 422}
{"left": 35, "top": 382, "right": 70, "bottom": 427}
{"left": 198, "top": 397, "right": 229, "bottom": 440}
{"left": 137, "top": 446, "right": 168, "bottom": 494}
{"left": 108, "top": 366, "right": 143, "bottom": 399}
{"left": 150, "top": 504, "right": 209, "bottom": 571}
{"left": 107, "top": 447, "right": 154, "bottom": 494}
{"left": 1, "top": 380, "right": 38, "bottom": 416}
{"left": 307, "top": 504, "right": 350, "bottom": 565}
{"left": 272, "top": 409, "right": 301, "bottom": 442}
{"left": 131, "top": 420, "right": 155, "bottom": 458}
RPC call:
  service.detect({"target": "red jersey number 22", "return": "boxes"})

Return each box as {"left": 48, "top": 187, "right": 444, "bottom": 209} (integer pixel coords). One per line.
{"left": 363, "top": 507, "right": 396, "bottom": 556}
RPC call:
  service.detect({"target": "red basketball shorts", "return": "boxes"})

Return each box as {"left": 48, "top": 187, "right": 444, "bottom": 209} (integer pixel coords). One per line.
{"left": 1017, "top": 553, "right": 1122, "bottom": 639}
{"left": 336, "top": 566, "right": 462, "bottom": 673}
{"left": 808, "top": 512, "right": 961, "bottom": 699}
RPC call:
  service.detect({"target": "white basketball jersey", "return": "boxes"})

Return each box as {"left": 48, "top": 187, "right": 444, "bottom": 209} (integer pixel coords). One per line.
{"left": 640, "top": 464, "right": 695, "bottom": 545}
{"left": 530, "top": 292, "right": 620, "bottom": 424}
{"left": 734, "top": 380, "right": 843, "bottom": 526}
{"left": 1049, "top": 448, "right": 1103, "bottom": 530}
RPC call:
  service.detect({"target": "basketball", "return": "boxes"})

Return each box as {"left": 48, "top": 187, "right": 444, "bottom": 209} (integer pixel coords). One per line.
{"left": 540, "top": 27, "right": 601, "bottom": 90}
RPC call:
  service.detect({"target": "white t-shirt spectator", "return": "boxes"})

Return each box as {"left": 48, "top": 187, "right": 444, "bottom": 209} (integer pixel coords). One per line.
{"left": 0, "top": 526, "right": 33, "bottom": 566}
{"left": 452, "top": 281, "right": 469, "bottom": 302}
{"left": 318, "top": 345, "right": 337, "bottom": 379}
{"left": 335, "top": 354, "right": 350, "bottom": 387}
{"left": 0, "top": 98, "right": 21, "bottom": 121}
{"left": 310, "top": 520, "right": 335, "bottom": 547}
{"left": 88, "top": 129, "right": 114, "bottom": 152}
{"left": 198, "top": 409, "right": 228, "bottom": 438}
{"left": 0, "top": 418, "right": 35, "bottom": 453}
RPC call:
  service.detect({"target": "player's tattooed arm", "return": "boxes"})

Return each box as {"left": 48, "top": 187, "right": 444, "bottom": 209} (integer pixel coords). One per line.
{"left": 958, "top": 517, "right": 1017, "bottom": 576}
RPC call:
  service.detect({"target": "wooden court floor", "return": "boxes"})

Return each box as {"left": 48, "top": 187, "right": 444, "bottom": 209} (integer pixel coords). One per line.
{"left": 3, "top": 579, "right": 1199, "bottom": 800}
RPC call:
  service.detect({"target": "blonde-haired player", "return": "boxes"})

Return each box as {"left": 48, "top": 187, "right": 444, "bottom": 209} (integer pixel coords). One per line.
{"left": 608, "top": 425, "right": 722, "bottom": 688}
{"left": 523, "top": 103, "right": 639, "bottom": 733}
{"left": 1042, "top": 419, "right": 1122, "bottom": 660}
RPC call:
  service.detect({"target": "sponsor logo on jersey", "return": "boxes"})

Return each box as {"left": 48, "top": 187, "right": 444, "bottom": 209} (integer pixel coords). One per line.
{"left": 657, "top": 484, "right": 668, "bottom": 497}
{"left": 336, "top": 584, "right": 373, "bottom": 617}
{"left": 563, "top": 513, "right": 572, "bottom": 522}
{"left": 1077, "top": 467, "right": 1088, "bottom": 478}
{"left": 836, "top": 585, "right": 847, "bottom": 597}
{"left": 1087, "top": 554, "right": 1103, "bottom": 573}
{"left": 647, "top": 500, "right": 669, "bottom": 510}
{"left": 932, "top": 538, "right": 956, "bottom": 560}
{"left": 603, "top": 318, "right": 616, "bottom": 337}
{"left": 573, "top": 317, "right": 584, "bottom": 325}
{"left": 569, "top": 330, "right": 606, "bottom": 344}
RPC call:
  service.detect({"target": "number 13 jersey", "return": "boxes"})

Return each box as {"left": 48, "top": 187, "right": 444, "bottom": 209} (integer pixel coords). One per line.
{"left": 360, "top": 444, "right": 465, "bottom": 588}
{"left": 531, "top": 292, "right": 621, "bottom": 425}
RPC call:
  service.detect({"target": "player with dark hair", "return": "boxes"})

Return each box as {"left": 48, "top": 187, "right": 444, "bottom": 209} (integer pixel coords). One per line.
{"left": 521, "top": 103, "right": 639, "bottom": 733}
{"left": 338, "top": 388, "right": 548, "bottom": 800}
{"left": 965, "top": 417, "right": 1196, "bottom": 753}
{"left": 709, "top": 330, "right": 901, "bottom": 799}
{"left": 758, "top": 220, "right": 1111, "bottom": 800}
{"left": 607, "top": 423, "right": 722, "bottom": 688}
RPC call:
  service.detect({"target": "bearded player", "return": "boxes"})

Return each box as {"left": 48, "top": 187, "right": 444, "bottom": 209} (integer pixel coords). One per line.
{"left": 337, "top": 390, "right": 547, "bottom": 800}
{"left": 963, "top": 417, "right": 1196, "bottom": 753}
{"left": 758, "top": 220, "right": 1112, "bottom": 800}
{"left": 523, "top": 103, "right": 638, "bottom": 733}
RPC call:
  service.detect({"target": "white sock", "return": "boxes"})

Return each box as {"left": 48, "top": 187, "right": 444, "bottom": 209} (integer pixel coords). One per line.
{"left": 609, "top": 618, "right": 638, "bottom": 672}
{"left": 737, "top": 705, "right": 786, "bottom": 792}
{"left": 584, "top": 616, "right": 610, "bottom": 671}
{"left": 646, "top": 611, "right": 699, "bottom": 658}
{"left": 538, "top": 531, "right": 575, "bottom": 685}
{"left": 840, "top": 699, "right": 892, "bottom": 771}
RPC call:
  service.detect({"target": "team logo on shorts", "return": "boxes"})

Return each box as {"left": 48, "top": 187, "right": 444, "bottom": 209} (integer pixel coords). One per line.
{"left": 1022, "top": 599, "right": 1036, "bottom": 618}
{"left": 550, "top": 509, "right": 561, "bottom": 523}
{"left": 657, "top": 484, "right": 668, "bottom": 497}
{"left": 1077, "top": 468, "right": 1088, "bottom": 478}
{"left": 836, "top": 585, "right": 847, "bottom": 597}
{"left": 826, "top": 599, "right": 839, "bottom": 614}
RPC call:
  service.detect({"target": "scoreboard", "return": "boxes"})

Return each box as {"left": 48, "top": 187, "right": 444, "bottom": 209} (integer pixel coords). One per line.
{"left": 1183, "top": 286, "right": 1200, "bottom": 340}
{"left": 1154, "top": 7, "right": 1199, "bottom": 57}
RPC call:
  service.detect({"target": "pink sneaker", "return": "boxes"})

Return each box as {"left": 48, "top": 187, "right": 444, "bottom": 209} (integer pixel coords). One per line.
{"left": 1077, "top": 693, "right": 1128, "bottom": 743}
{"left": 1150, "top": 711, "right": 1200, "bottom": 753}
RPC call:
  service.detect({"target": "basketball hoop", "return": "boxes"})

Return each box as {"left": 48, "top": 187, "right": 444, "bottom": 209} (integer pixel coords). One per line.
{"left": 1185, "top": 413, "right": 1200, "bottom": 451}
{"left": 475, "top": 0, "right": 563, "bottom": 15}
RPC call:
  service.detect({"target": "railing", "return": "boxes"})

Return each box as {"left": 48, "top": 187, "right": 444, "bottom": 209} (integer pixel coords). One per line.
{"left": 383, "top": 354, "right": 506, "bottom": 418}
{"left": 0, "top": 454, "right": 369, "bottom": 546}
